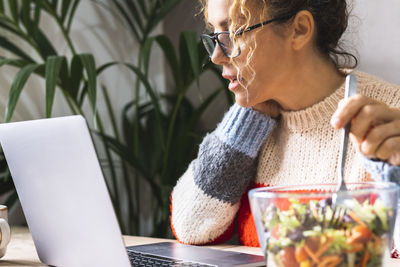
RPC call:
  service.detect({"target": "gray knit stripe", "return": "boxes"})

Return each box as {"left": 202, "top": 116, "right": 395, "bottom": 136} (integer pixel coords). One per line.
{"left": 192, "top": 133, "right": 257, "bottom": 205}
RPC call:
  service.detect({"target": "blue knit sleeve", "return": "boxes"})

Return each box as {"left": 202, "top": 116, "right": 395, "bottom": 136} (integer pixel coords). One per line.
{"left": 362, "top": 156, "right": 400, "bottom": 184}
{"left": 214, "top": 103, "right": 276, "bottom": 158}
{"left": 170, "top": 103, "right": 277, "bottom": 244}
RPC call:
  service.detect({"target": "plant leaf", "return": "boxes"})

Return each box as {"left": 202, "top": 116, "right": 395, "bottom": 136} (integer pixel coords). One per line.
{"left": 33, "top": 0, "right": 42, "bottom": 36}
{"left": 151, "top": 0, "right": 180, "bottom": 29}
{"left": 141, "top": 36, "right": 154, "bottom": 77}
{"left": 33, "top": 27, "right": 58, "bottom": 58}
{"left": 21, "top": 0, "right": 33, "bottom": 35}
{"left": 0, "top": 58, "right": 18, "bottom": 68}
{"left": 45, "top": 56, "right": 66, "bottom": 117}
{"left": 5, "top": 63, "right": 42, "bottom": 122}
{"left": 66, "top": 0, "right": 80, "bottom": 33}
{"left": 123, "top": 63, "right": 164, "bottom": 147}
{"left": 124, "top": 0, "right": 144, "bottom": 34}
{"left": 136, "top": 0, "right": 148, "bottom": 19}
{"left": 113, "top": 0, "right": 140, "bottom": 41}
{"left": 61, "top": 0, "right": 72, "bottom": 24}
{"left": 0, "top": 36, "right": 35, "bottom": 63}
{"left": 8, "top": 0, "right": 18, "bottom": 22}
{"left": 155, "top": 35, "right": 180, "bottom": 86}
{"left": 78, "top": 54, "right": 97, "bottom": 121}
{"left": 182, "top": 31, "right": 200, "bottom": 87}
{"left": 68, "top": 54, "right": 83, "bottom": 100}
{"left": 96, "top": 61, "right": 118, "bottom": 75}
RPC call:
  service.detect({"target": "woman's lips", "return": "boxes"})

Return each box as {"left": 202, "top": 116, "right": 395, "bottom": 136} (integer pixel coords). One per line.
{"left": 223, "top": 74, "right": 240, "bottom": 91}
{"left": 228, "top": 79, "right": 240, "bottom": 91}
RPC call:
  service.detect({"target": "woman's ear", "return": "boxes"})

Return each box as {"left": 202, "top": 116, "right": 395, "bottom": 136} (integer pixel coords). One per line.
{"left": 290, "top": 10, "right": 315, "bottom": 51}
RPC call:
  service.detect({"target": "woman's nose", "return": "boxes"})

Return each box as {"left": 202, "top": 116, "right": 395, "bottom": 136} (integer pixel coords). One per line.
{"left": 211, "top": 44, "right": 229, "bottom": 65}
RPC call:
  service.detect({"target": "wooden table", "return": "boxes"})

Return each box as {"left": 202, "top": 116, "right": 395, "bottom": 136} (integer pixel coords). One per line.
{"left": 0, "top": 227, "right": 399, "bottom": 266}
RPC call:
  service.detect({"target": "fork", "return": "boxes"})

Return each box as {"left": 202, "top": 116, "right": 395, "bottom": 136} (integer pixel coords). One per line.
{"left": 331, "top": 74, "right": 358, "bottom": 220}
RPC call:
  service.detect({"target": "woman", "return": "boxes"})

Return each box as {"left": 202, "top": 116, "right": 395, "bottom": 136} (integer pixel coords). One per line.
{"left": 170, "top": 0, "right": 400, "bottom": 246}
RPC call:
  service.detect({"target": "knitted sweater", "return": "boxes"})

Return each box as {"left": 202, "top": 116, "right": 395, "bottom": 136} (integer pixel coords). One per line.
{"left": 170, "top": 71, "right": 400, "bottom": 247}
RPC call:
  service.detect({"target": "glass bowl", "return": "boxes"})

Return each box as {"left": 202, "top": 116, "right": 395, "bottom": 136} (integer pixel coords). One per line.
{"left": 248, "top": 182, "right": 399, "bottom": 267}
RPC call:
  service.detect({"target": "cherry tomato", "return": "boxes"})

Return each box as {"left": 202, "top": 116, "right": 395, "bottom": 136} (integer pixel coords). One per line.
{"left": 271, "top": 225, "right": 280, "bottom": 239}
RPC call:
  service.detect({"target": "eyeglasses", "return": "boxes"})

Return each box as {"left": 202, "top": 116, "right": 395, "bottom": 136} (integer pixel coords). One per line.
{"left": 200, "top": 14, "right": 294, "bottom": 58}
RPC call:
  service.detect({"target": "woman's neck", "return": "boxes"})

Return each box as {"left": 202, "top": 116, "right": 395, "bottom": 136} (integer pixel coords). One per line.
{"left": 277, "top": 55, "right": 346, "bottom": 111}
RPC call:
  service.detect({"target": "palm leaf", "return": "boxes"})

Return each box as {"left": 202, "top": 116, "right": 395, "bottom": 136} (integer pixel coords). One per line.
{"left": 5, "top": 63, "right": 42, "bottom": 122}
{"left": 33, "top": 24, "right": 58, "bottom": 58}
{"left": 151, "top": 0, "right": 180, "bottom": 29}
{"left": 141, "top": 36, "right": 154, "bottom": 77}
{"left": 182, "top": 31, "right": 200, "bottom": 87}
{"left": 113, "top": 0, "right": 140, "bottom": 41}
{"left": 78, "top": 54, "right": 97, "bottom": 120}
{"left": 68, "top": 54, "right": 83, "bottom": 100}
{"left": 0, "top": 36, "right": 35, "bottom": 63}
{"left": 33, "top": 0, "right": 42, "bottom": 36}
{"left": 61, "top": 0, "right": 72, "bottom": 24}
{"left": 154, "top": 35, "right": 180, "bottom": 86}
{"left": 123, "top": 63, "right": 165, "bottom": 147}
{"left": 45, "top": 56, "right": 67, "bottom": 117}
{"left": 8, "top": 0, "right": 18, "bottom": 22}
{"left": 21, "top": 0, "right": 33, "bottom": 36}
{"left": 123, "top": 0, "right": 144, "bottom": 34}
{"left": 66, "top": 0, "right": 80, "bottom": 33}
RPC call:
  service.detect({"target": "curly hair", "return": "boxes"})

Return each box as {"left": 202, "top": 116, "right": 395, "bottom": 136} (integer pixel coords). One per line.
{"left": 199, "top": 0, "right": 357, "bottom": 103}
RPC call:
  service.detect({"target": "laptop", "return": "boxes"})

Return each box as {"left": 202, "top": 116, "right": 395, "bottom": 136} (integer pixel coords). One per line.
{"left": 0, "top": 116, "right": 265, "bottom": 267}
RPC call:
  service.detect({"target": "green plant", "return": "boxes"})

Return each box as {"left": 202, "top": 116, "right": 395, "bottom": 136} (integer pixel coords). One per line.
{"left": 0, "top": 0, "right": 100, "bottom": 212}
{"left": 97, "top": 0, "right": 231, "bottom": 236}
{"left": 0, "top": 0, "right": 230, "bottom": 237}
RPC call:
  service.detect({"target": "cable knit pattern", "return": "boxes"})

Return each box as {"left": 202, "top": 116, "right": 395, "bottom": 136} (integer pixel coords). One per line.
{"left": 256, "top": 71, "right": 400, "bottom": 187}
{"left": 171, "top": 71, "right": 400, "bottom": 247}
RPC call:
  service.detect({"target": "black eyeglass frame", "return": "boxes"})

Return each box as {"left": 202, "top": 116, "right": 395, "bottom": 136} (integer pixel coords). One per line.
{"left": 201, "top": 13, "right": 295, "bottom": 58}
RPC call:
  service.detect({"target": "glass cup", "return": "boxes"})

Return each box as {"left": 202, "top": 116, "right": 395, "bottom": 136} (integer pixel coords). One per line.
{"left": 392, "top": 201, "right": 400, "bottom": 258}
{"left": 0, "top": 205, "right": 11, "bottom": 258}
{"left": 249, "top": 182, "right": 399, "bottom": 267}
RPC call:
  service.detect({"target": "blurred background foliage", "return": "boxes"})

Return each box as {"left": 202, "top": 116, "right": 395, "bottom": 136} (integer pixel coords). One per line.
{"left": 0, "top": 0, "right": 231, "bottom": 237}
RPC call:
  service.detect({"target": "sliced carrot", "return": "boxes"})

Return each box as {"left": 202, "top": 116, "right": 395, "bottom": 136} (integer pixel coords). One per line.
{"left": 348, "top": 211, "right": 367, "bottom": 227}
{"left": 361, "top": 251, "right": 370, "bottom": 267}
{"left": 304, "top": 243, "right": 320, "bottom": 264}
{"left": 315, "top": 239, "right": 333, "bottom": 258}
{"left": 317, "top": 255, "right": 342, "bottom": 267}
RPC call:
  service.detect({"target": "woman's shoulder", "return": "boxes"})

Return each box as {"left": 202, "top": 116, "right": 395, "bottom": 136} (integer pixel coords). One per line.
{"left": 355, "top": 70, "right": 400, "bottom": 107}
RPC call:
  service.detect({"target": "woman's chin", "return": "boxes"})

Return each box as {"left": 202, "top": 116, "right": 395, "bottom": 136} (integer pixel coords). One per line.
{"left": 234, "top": 93, "right": 254, "bottom": 108}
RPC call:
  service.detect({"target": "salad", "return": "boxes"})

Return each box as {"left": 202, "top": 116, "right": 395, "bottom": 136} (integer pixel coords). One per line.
{"left": 261, "top": 196, "right": 394, "bottom": 267}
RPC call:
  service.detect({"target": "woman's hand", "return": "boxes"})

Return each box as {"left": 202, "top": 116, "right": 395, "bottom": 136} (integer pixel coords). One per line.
{"left": 252, "top": 100, "right": 281, "bottom": 118}
{"left": 331, "top": 94, "right": 400, "bottom": 166}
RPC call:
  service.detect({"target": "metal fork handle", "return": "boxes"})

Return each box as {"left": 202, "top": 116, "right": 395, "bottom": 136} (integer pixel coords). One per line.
{"left": 336, "top": 74, "right": 358, "bottom": 192}
{"left": 337, "top": 124, "right": 350, "bottom": 191}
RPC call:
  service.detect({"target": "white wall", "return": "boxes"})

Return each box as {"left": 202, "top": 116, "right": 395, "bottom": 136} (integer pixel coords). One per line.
{"left": 346, "top": 0, "right": 400, "bottom": 85}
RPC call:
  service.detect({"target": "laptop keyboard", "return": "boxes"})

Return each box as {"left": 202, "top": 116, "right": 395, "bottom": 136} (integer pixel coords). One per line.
{"left": 127, "top": 251, "right": 217, "bottom": 267}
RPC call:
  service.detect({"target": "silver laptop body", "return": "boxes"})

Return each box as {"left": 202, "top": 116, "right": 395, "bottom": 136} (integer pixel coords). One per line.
{"left": 0, "top": 116, "right": 265, "bottom": 267}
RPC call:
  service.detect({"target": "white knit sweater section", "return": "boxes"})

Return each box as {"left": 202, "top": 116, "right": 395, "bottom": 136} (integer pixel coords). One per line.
{"left": 256, "top": 71, "right": 400, "bottom": 186}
